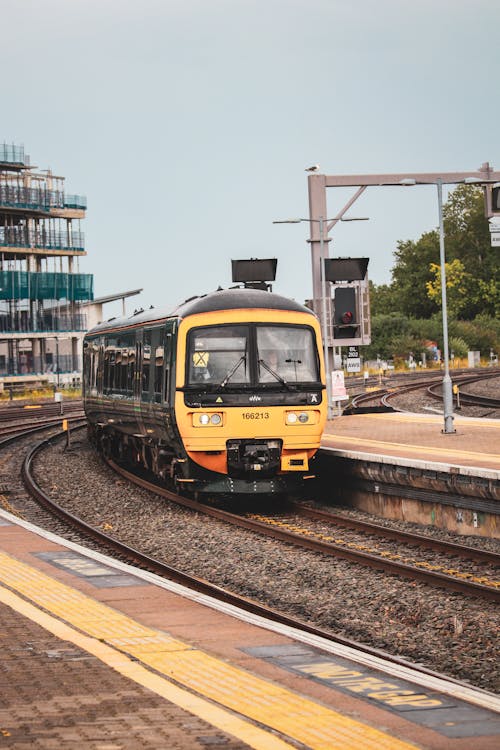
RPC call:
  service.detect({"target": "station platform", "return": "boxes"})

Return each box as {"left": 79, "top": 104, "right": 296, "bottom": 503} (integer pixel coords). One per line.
{"left": 322, "top": 413, "right": 500, "bottom": 479}
{"left": 320, "top": 413, "right": 499, "bottom": 536}
{"left": 1, "top": 509, "right": 499, "bottom": 749}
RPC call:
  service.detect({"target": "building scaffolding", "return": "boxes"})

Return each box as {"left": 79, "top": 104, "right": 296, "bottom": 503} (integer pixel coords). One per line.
{"left": 0, "top": 143, "right": 92, "bottom": 384}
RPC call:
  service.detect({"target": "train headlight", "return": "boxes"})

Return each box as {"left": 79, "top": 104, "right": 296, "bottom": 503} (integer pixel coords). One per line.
{"left": 193, "top": 412, "right": 224, "bottom": 427}
{"left": 286, "top": 411, "right": 314, "bottom": 425}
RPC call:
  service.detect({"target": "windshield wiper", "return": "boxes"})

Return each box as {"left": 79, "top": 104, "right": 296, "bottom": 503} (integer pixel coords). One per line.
{"left": 219, "top": 355, "right": 246, "bottom": 388}
{"left": 258, "top": 358, "right": 291, "bottom": 389}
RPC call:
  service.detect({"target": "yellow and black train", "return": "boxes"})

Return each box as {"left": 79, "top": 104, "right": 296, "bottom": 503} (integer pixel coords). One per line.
{"left": 83, "top": 287, "right": 327, "bottom": 495}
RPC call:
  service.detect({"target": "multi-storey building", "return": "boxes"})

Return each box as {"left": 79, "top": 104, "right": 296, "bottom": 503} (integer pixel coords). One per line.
{"left": 0, "top": 143, "right": 92, "bottom": 387}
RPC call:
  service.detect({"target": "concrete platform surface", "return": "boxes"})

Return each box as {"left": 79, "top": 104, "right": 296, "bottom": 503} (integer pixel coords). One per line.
{"left": 322, "top": 413, "right": 500, "bottom": 477}
{"left": 1, "top": 510, "right": 499, "bottom": 749}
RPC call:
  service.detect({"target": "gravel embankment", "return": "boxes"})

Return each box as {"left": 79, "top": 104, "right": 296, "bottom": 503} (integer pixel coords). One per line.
{"left": 34, "top": 437, "right": 500, "bottom": 693}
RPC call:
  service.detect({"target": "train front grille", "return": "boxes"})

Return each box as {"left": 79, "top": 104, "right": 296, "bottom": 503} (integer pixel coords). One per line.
{"left": 226, "top": 439, "right": 282, "bottom": 478}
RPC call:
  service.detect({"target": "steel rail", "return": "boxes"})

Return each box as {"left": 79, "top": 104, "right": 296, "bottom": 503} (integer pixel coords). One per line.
{"left": 292, "top": 503, "right": 500, "bottom": 565}
{"left": 0, "top": 399, "right": 83, "bottom": 422}
{"left": 17, "top": 429, "right": 466, "bottom": 682}
{"left": 96, "top": 459, "right": 500, "bottom": 602}
{"left": 426, "top": 372, "right": 500, "bottom": 409}
{"left": 348, "top": 369, "right": 499, "bottom": 412}
{"left": 20, "top": 428, "right": 500, "bottom": 691}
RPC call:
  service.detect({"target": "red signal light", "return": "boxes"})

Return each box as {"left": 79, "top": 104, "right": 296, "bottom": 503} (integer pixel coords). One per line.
{"left": 341, "top": 311, "right": 354, "bottom": 324}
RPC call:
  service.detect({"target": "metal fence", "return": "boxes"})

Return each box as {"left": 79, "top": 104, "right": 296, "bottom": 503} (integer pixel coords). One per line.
{"left": 64, "top": 194, "right": 87, "bottom": 210}
{"left": 0, "top": 354, "right": 82, "bottom": 377}
{"left": 0, "top": 311, "right": 88, "bottom": 334}
{"left": 0, "top": 272, "right": 93, "bottom": 302}
{"left": 0, "top": 144, "right": 28, "bottom": 165}
{"left": 0, "top": 185, "right": 85, "bottom": 212}
{"left": 0, "top": 227, "right": 85, "bottom": 251}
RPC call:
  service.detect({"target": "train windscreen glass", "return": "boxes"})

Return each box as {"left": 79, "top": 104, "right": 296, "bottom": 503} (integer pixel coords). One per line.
{"left": 257, "top": 326, "right": 318, "bottom": 383}
{"left": 188, "top": 325, "right": 250, "bottom": 385}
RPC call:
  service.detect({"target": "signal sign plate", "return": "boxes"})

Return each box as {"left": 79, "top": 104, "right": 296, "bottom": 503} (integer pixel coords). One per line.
{"left": 346, "top": 358, "right": 361, "bottom": 373}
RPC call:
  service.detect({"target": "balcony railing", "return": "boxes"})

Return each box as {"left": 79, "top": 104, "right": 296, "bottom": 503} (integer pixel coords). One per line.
{"left": 0, "top": 354, "right": 82, "bottom": 377}
{"left": 0, "top": 227, "right": 85, "bottom": 252}
{"left": 0, "top": 184, "right": 51, "bottom": 211}
{"left": 0, "top": 272, "right": 93, "bottom": 302}
{"left": 64, "top": 194, "right": 87, "bottom": 210}
{"left": 0, "top": 312, "right": 88, "bottom": 334}
{"left": 0, "top": 144, "right": 28, "bottom": 166}
{"left": 0, "top": 185, "right": 86, "bottom": 212}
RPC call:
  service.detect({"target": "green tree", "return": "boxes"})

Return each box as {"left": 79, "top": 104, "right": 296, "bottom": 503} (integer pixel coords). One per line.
{"left": 426, "top": 258, "right": 473, "bottom": 318}
{"left": 390, "top": 232, "right": 439, "bottom": 317}
{"left": 370, "top": 185, "right": 498, "bottom": 321}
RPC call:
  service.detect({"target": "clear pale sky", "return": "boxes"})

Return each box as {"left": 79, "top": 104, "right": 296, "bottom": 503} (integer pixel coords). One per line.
{"left": 3, "top": 0, "right": 499, "bottom": 317}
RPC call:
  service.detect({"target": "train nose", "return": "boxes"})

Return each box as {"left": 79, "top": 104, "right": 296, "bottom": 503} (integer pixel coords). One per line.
{"left": 227, "top": 439, "right": 282, "bottom": 477}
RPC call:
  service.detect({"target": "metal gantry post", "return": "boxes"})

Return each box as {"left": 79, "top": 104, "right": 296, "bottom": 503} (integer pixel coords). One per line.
{"left": 319, "top": 217, "right": 333, "bottom": 419}
{"left": 436, "top": 179, "right": 455, "bottom": 434}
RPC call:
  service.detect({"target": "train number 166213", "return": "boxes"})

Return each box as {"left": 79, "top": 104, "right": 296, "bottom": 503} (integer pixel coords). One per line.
{"left": 242, "top": 412, "right": 270, "bottom": 420}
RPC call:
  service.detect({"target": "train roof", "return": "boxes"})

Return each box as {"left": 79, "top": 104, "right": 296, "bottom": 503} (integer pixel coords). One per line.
{"left": 85, "top": 287, "right": 315, "bottom": 336}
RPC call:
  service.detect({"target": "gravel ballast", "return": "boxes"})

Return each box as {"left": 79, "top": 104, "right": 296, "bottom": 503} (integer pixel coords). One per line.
{"left": 34, "top": 436, "right": 500, "bottom": 694}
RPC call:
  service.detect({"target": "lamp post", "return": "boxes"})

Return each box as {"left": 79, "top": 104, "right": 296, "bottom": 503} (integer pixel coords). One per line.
{"left": 273, "top": 216, "right": 368, "bottom": 419}
{"left": 398, "top": 178, "right": 455, "bottom": 433}
{"left": 436, "top": 179, "right": 454, "bottom": 433}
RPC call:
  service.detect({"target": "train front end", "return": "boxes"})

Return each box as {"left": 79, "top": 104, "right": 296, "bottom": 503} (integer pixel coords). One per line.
{"left": 174, "top": 303, "right": 327, "bottom": 495}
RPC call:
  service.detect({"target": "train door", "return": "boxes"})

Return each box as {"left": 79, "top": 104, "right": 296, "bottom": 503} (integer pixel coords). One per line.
{"left": 163, "top": 319, "right": 177, "bottom": 440}
{"left": 139, "top": 326, "right": 163, "bottom": 434}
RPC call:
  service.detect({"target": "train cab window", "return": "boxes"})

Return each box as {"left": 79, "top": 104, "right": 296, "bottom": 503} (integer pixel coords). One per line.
{"left": 257, "top": 326, "right": 319, "bottom": 384}
{"left": 187, "top": 325, "right": 250, "bottom": 386}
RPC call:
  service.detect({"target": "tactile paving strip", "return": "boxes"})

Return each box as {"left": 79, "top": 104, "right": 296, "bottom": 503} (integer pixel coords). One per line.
{"left": 0, "top": 550, "right": 418, "bottom": 750}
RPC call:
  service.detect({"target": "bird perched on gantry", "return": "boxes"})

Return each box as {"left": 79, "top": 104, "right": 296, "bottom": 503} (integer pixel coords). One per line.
{"left": 305, "top": 164, "right": 320, "bottom": 172}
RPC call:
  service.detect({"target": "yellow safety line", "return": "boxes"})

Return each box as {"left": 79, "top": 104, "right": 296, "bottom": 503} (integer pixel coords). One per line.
{"left": 339, "top": 413, "right": 500, "bottom": 428}
{"left": 0, "top": 585, "right": 292, "bottom": 750}
{"left": 322, "top": 434, "right": 500, "bottom": 464}
{"left": 0, "top": 552, "right": 418, "bottom": 750}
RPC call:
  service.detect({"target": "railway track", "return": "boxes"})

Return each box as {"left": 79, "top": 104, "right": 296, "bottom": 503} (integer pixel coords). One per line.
{"left": 16, "top": 426, "right": 457, "bottom": 679}
{"left": 5, "top": 422, "right": 499, "bottom": 692}
{"left": 22, "top": 436, "right": 499, "bottom": 602}
{"left": 0, "top": 398, "right": 83, "bottom": 422}
{"left": 348, "top": 369, "right": 500, "bottom": 414}
{"left": 427, "top": 375, "right": 500, "bottom": 410}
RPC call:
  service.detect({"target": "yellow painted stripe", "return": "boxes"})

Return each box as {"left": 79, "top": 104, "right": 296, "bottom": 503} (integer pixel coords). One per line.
{"left": 322, "top": 434, "right": 500, "bottom": 465}
{"left": 338, "top": 413, "right": 500, "bottom": 428}
{"left": 0, "top": 552, "right": 417, "bottom": 750}
{"left": 0, "top": 585, "right": 292, "bottom": 750}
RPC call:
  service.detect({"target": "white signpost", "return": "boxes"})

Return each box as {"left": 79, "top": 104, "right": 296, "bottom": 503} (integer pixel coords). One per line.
{"left": 346, "top": 345, "right": 361, "bottom": 373}
{"left": 489, "top": 221, "right": 500, "bottom": 247}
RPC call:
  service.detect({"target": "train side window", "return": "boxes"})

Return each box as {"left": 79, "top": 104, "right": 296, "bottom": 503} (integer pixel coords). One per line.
{"left": 127, "top": 344, "right": 135, "bottom": 394}
{"left": 142, "top": 330, "right": 152, "bottom": 400}
{"left": 153, "top": 345, "right": 164, "bottom": 403}
{"left": 119, "top": 332, "right": 135, "bottom": 397}
{"left": 150, "top": 326, "right": 165, "bottom": 403}
{"left": 104, "top": 337, "right": 118, "bottom": 394}
{"left": 97, "top": 344, "right": 104, "bottom": 394}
